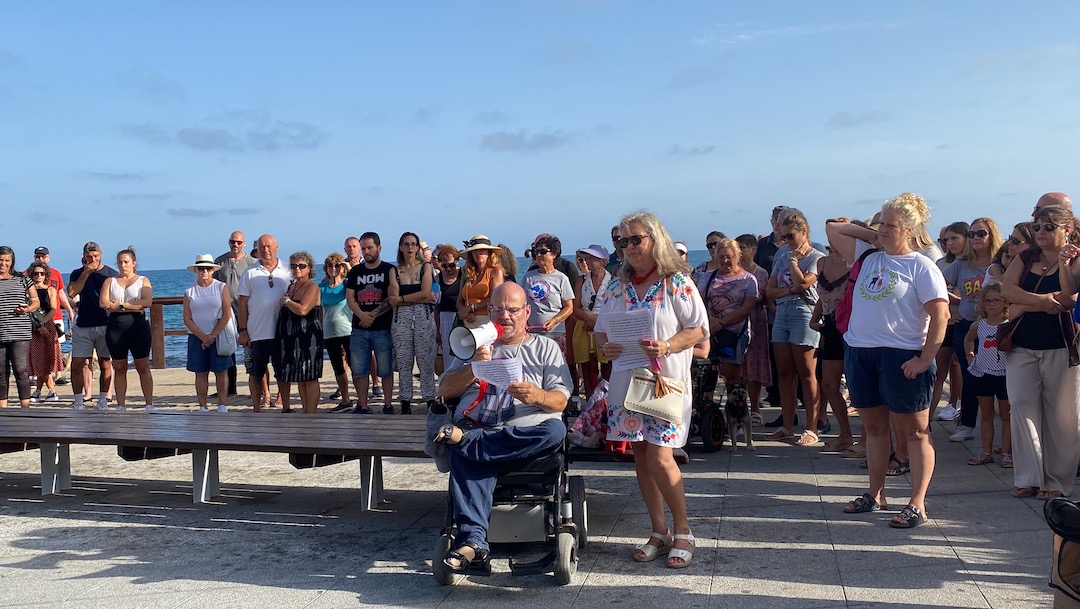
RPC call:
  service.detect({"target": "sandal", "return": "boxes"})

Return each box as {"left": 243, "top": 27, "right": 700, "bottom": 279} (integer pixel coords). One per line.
{"left": 766, "top": 427, "right": 794, "bottom": 441}
{"left": 822, "top": 438, "right": 856, "bottom": 453}
{"left": 795, "top": 430, "right": 819, "bottom": 446}
{"left": 844, "top": 493, "right": 887, "bottom": 514}
{"left": 967, "top": 452, "right": 993, "bottom": 466}
{"left": 1038, "top": 490, "right": 1066, "bottom": 501}
{"left": 633, "top": 531, "right": 672, "bottom": 562}
{"left": 1010, "top": 486, "right": 1039, "bottom": 498}
{"left": 750, "top": 412, "right": 764, "bottom": 426}
{"left": 444, "top": 542, "right": 491, "bottom": 573}
{"left": 889, "top": 504, "right": 927, "bottom": 529}
{"left": 841, "top": 444, "right": 867, "bottom": 459}
{"left": 1000, "top": 453, "right": 1013, "bottom": 468}
{"left": 666, "top": 532, "right": 694, "bottom": 569}
{"left": 886, "top": 456, "right": 910, "bottom": 476}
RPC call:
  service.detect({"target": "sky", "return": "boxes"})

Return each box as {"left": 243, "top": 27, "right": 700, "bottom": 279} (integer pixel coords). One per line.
{"left": 2, "top": 1, "right": 1079, "bottom": 270}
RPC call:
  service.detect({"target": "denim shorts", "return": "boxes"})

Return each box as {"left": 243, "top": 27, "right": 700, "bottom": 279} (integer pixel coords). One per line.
{"left": 186, "top": 334, "right": 232, "bottom": 373}
{"left": 845, "top": 346, "right": 936, "bottom": 413}
{"left": 771, "top": 300, "right": 820, "bottom": 348}
{"left": 349, "top": 329, "right": 393, "bottom": 378}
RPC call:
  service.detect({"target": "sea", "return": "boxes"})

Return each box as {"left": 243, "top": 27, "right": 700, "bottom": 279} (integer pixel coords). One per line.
{"left": 132, "top": 251, "right": 713, "bottom": 368}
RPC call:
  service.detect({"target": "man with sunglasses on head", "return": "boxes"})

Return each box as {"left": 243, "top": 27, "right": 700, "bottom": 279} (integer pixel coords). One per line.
{"left": 214, "top": 231, "right": 256, "bottom": 396}
{"left": 1033, "top": 192, "right": 1073, "bottom": 219}
{"left": 236, "top": 234, "right": 291, "bottom": 411}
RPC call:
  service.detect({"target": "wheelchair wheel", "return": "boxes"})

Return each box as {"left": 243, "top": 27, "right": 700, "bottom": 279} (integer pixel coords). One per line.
{"left": 553, "top": 531, "right": 577, "bottom": 585}
{"left": 569, "top": 475, "right": 588, "bottom": 548}
{"left": 432, "top": 534, "right": 461, "bottom": 586}
{"left": 700, "top": 403, "right": 726, "bottom": 453}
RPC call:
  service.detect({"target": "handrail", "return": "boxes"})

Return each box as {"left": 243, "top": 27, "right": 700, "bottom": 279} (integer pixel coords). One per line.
{"left": 149, "top": 296, "right": 185, "bottom": 369}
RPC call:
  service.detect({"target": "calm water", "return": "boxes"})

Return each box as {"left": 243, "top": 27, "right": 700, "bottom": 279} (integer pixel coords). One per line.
{"left": 144, "top": 251, "right": 712, "bottom": 368}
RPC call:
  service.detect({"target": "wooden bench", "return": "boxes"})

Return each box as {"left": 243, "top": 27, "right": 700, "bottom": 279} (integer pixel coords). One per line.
{"left": 0, "top": 409, "right": 429, "bottom": 509}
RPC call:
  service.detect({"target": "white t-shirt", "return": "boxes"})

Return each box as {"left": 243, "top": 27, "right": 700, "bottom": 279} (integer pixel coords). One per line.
{"left": 185, "top": 280, "right": 226, "bottom": 334}
{"left": 237, "top": 260, "right": 292, "bottom": 341}
{"left": 844, "top": 241, "right": 949, "bottom": 351}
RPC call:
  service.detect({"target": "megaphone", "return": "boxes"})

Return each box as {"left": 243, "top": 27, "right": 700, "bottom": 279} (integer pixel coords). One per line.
{"left": 449, "top": 322, "right": 504, "bottom": 360}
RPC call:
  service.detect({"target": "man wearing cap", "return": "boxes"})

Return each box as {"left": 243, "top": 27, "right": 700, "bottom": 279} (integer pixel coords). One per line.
{"left": 236, "top": 234, "right": 292, "bottom": 411}
{"left": 214, "top": 231, "right": 256, "bottom": 396}
{"left": 31, "top": 247, "right": 75, "bottom": 380}
{"left": 67, "top": 241, "right": 119, "bottom": 410}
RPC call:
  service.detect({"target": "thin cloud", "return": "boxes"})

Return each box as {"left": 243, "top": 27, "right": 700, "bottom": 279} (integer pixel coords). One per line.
{"left": 474, "top": 110, "right": 512, "bottom": 125}
{"left": 120, "top": 110, "right": 327, "bottom": 153}
{"left": 227, "top": 208, "right": 258, "bottom": 215}
{"left": 827, "top": 111, "right": 889, "bottom": 129}
{"left": 119, "top": 68, "right": 186, "bottom": 102}
{"left": 411, "top": 106, "right": 440, "bottom": 125}
{"left": 970, "top": 44, "right": 1080, "bottom": 75}
{"left": 667, "top": 144, "right": 717, "bottom": 156}
{"left": 87, "top": 171, "right": 146, "bottom": 181}
{"left": 365, "top": 186, "right": 386, "bottom": 195}
{"left": 110, "top": 192, "right": 177, "bottom": 202}
{"left": 693, "top": 20, "right": 904, "bottom": 47}
{"left": 480, "top": 129, "right": 571, "bottom": 153}
{"left": 666, "top": 67, "right": 716, "bottom": 90}
{"left": 166, "top": 208, "right": 216, "bottom": 218}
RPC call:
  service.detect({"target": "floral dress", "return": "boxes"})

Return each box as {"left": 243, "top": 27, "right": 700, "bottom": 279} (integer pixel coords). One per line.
{"left": 596, "top": 272, "right": 708, "bottom": 448}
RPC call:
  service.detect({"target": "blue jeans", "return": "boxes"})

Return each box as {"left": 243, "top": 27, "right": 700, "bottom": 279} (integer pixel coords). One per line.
{"left": 449, "top": 418, "right": 566, "bottom": 551}
{"left": 349, "top": 329, "right": 393, "bottom": 378}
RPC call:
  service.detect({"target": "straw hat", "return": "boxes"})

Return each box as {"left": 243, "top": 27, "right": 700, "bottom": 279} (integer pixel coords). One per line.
{"left": 187, "top": 254, "right": 222, "bottom": 272}
{"left": 460, "top": 235, "right": 502, "bottom": 256}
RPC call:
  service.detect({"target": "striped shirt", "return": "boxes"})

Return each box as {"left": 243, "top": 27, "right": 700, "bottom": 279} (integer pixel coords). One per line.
{"left": 0, "top": 275, "right": 33, "bottom": 342}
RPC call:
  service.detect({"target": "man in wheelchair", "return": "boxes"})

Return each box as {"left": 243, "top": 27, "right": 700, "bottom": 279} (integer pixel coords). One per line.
{"left": 433, "top": 282, "right": 573, "bottom": 573}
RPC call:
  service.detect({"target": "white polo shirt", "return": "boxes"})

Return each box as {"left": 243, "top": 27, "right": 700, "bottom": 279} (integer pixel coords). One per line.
{"left": 237, "top": 260, "right": 292, "bottom": 341}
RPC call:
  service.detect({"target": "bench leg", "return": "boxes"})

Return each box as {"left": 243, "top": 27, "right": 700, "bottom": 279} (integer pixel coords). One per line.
{"left": 39, "top": 443, "right": 71, "bottom": 495}
{"left": 358, "top": 456, "right": 384, "bottom": 511}
{"left": 192, "top": 449, "right": 220, "bottom": 503}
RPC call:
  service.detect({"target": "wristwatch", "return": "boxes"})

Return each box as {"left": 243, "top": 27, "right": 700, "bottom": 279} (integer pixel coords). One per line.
{"left": 119, "top": 302, "right": 126, "bottom": 311}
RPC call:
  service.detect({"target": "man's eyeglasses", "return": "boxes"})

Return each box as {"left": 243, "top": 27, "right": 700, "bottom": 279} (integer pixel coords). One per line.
{"left": 290, "top": 263, "right": 309, "bottom": 270}
{"left": 488, "top": 305, "right": 524, "bottom": 316}
{"left": 229, "top": 240, "right": 244, "bottom": 245}
{"left": 534, "top": 248, "right": 551, "bottom": 256}
{"left": 966, "top": 229, "right": 989, "bottom": 239}
{"left": 615, "top": 235, "right": 649, "bottom": 249}
{"left": 1033, "top": 223, "right": 1061, "bottom": 233}
{"left": 706, "top": 241, "right": 721, "bottom": 250}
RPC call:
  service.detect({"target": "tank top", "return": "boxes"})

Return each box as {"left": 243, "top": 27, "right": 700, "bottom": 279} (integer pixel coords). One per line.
{"left": 437, "top": 273, "right": 462, "bottom": 313}
{"left": 109, "top": 276, "right": 145, "bottom": 305}
{"left": 968, "top": 318, "right": 1006, "bottom": 377}
{"left": 462, "top": 268, "right": 495, "bottom": 314}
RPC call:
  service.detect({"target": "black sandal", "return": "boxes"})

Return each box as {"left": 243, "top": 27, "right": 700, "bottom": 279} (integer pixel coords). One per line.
{"left": 889, "top": 504, "right": 927, "bottom": 529}
{"left": 843, "top": 492, "right": 887, "bottom": 514}
{"left": 444, "top": 542, "right": 490, "bottom": 573}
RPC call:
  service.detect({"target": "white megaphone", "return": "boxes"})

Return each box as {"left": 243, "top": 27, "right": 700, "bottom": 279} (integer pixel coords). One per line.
{"left": 449, "top": 322, "right": 504, "bottom": 360}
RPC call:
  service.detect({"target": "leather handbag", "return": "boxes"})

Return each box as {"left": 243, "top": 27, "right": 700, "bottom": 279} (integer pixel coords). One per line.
{"left": 622, "top": 367, "right": 686, "bottom": 425}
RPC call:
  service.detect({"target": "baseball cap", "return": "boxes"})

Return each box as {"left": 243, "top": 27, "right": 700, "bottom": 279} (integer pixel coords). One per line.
{"left": 674, "top": 242, "right": 688, "bottom": 255}
{"left": 83, "top": 241, "right": 101, "bottom": 253}
{"left": 33, "top": 246, "right": 49, "bottom": 256}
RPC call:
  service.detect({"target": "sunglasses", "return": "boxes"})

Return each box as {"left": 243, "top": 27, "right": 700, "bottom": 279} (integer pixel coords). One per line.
{"left": 588, "top": 293, "right": 598, "bottom": 310}
{"left": 534, "top": 248, "right": 551, "bottom": 256}
{"left": 399, "top": 242, "right": 419, "bottom": 247}
{"left": 195, "top": 268, "right": 214, "bottom": 273}
{"left": 290, "top": 263, "right": 309, "bottom": 270}
{"left": 615, "top": 235, "right": 649, "bottom": 249}
{"left": 441, "top": 262, "right": 458, "bottom": 269}
{"left": 31, "top": 271, "right": 46, "bottom": 276}
{"left": 966, "top": 229, "right": 989, "bottom": 239}
{"left": 268, "top": 275, "right": 274, "bottom": 288}
{"left": 781, "top": 233, "right": 797, "bottom": 241}
{"left": 1033, "top": 223, "right": 1061, "bottom": 233}
{"left": 1008, "top": 236, "right": 1023, "bottom": 246}
{"left": 576, "top": 256, "right": 586, "bottom": 263}
{"left": 326, "top": 263, "right": 342, "bottom": 268}
{"left": 488, "top": 305, "right": 524, "bottom": 316}
{"left": 611, "top": 235, "right": 620, "bottom": 242}
{"left": 706, "top": 241, "right": 721, "bottom": 250}
{"left": 229, "top": 240, "right": 244, "bottom": 245}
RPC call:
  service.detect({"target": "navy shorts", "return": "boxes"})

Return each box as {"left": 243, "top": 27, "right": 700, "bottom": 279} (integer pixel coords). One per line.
{"left": 845, "top": 346, "right": 936, "bottom": 413}
{"left": 245, "top": 339, "right": 274, "bottom": 379}
{"left": 186, "top": 334, "right": 232, "bottom": 373}
{"left": 973, "top": 373, "right": 1008, "bottom": 400}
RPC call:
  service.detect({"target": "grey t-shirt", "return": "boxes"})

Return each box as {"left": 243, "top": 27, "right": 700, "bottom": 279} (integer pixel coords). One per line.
{"left": 445, "top": 334, "right": 572, "bottom": 428}
{"left": 519, "top": 269, "right": 575, "bottom": 336}
{"left": 942, "top": 260, "right": 988, "bottom": 322}
{"left": 214, "top": 253, "right": 256, "bottom": 314}
{"left": 771, "top": 244, "right": 826, "bottom": 305}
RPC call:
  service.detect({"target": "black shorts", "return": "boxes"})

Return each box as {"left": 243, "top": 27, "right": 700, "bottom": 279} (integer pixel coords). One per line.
{"left": 942, "top": 324, "right": 955, "bottom": 346}
{"left": 105, "top": 313, "right": 151, "bottom": 360}
{"left": 324, "top": 335, "right": 351, "bottom": 377}
{"left": 974, "top": 374, "right": 1008, "bottom": 400}
{"left": 245, "top": 339, "right": 274, "bottom": 379}
{"left": 819, "top": 314, "right": 845, "bottom": 361}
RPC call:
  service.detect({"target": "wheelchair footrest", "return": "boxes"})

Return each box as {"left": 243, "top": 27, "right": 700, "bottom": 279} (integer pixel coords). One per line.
{"left": 508, "top": 550, "right": 557, "bottom": 576}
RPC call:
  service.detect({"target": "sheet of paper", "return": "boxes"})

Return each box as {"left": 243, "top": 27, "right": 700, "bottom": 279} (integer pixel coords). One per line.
{"left": 471, "top": 357, "right": 524, "bottom": 388}
{"left": 603, "top": 309, "right": 653, "bottom": 372}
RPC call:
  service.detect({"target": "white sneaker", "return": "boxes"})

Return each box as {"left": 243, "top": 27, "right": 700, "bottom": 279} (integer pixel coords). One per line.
{"left": 949, "top": 425, "right": 975, "bottom": 442}
{"left": 114, "top": 405, "right": 125, "bottom": 411}
{"left": 145, "top": 405, "right": 156, "bottom": 412}
{"left": 30, "top": 390, "right": 41, "bottom": 402}
{"left": 199, "top": 406, "right": 209, "bottom": 412}
{"left": 936, "top": 403, "right": 960, "bottom": 421}
{"left": 44, "top": 392, "right": 59, "bottom": 402}
{"left": 96, "top": 396, "right": 109, "bottom": 410}
{"left": 216, "top": 405, "right": 228, "bottom": 413}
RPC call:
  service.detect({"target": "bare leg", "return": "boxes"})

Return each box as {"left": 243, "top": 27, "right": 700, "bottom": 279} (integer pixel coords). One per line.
{"left": 353, "top": 376, "right": 370, "bottom": 410}
{"left": 98, "top": 357, "right": 113, "bottom": 397}
{"left": 896, "top": 410, "right": 935, "bottom": 515}
{"left": 772, "top": 342, "right": 798, "bottom": 430}
{"left": 70, "top": 357, "right": 88, "bottom": 397}
{"left": 299, "top": 380, "right": 320, "bottom": 413}
{"left": 250, "top": 374, "right": 264, "bottom": 410}
{"left": 822, "top": 360, "right": 853, "bottom": 442}
{"left": 195, "top": 372, "right": 210, "bottom": 407}
{"left": 214, "top": 371, "right": 228, "bottom": 408}
{"left": 747, "top": 380, "right": 762, "bottom": 415}
{"left": 381, "top": 375, "right": 393, "bottom": 408}
{"left": 278, "top": 381, "right": 292, "bottom": 411}
{"left": 999, "top": 399, "right": 1012, "bottom": 455}
{"left": 792, "top": 345, "right": 819, "bottom": 435}
{"left": 860, "top": 406, "right": 892, "bottom": 506}
{"left": 112, "top": 360, "right": 128, "bottom": 407}
{"left": 133, "top": 358, "right": 153, "bottom": 406}
{"left": 978, "top": 395, "right": 996, "bottom": 456}
{"left": 639, "top": 443, "right": 692, "bottom": 567}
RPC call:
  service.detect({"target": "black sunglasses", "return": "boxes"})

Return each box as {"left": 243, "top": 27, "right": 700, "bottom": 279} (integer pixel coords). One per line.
{"left": 229, "top": 239, "right": 244, "bottom": 245}
{"left": 31, "top": 271, "right": 46, "bottom": 276}
{"left": 966, "top": 229, "right": 989, "bottom": 239}
{"left": 1008, "top": 236, "right": 1023, "bottom": 246}
{"left": 1033, "top": 223, "right": 1061, "bottom": 233}
{"left": 534, "top": 248, "right": 551, "bottom": 256}
{"left": 781, "top": 233, "right": 796, "bottom": 241}
{"left": 268, "top": 275, "right": 274, "bottom": 288}
{"left": 290, "top": 263, "right": 308, "bottom": 270}
{"left": 706, "top": 241, "right": 721, "bottom": 249}
{"left": 615, "top": 235, "right": 648, "bottom": 248}
{"left": 441, "top": 262, "right": 458, "bottom": 269}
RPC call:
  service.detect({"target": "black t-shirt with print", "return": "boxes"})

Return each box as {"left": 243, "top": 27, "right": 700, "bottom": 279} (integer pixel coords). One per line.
{"left": 346, "top": 261, "right": 395, "bottom": 331}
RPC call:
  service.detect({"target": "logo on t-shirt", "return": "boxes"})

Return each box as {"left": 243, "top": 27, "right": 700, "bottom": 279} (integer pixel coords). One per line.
{"left": 527, "top": 280, "right": 551, "bottom": 303}
{"left": 859, "top": 268, "right": 898, "bottom": 301}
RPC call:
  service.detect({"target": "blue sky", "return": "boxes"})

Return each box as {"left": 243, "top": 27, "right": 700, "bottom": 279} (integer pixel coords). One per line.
{"left": 2, "top": 1, "right": 1078, "bottom": 269}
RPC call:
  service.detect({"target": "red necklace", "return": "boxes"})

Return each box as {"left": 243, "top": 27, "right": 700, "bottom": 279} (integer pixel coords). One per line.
{"left": 631, "top": 265, "right": 657, "bottom": 285}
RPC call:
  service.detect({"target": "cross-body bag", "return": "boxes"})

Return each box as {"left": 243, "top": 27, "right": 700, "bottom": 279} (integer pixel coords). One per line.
{"left": 835, "top": 247, "right": 880, "bottom": 333}
{"left": 996, "top": 269, "right": 1048, "bottom": 353}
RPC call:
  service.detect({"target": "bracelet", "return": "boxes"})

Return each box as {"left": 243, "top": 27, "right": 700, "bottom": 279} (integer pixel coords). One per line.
{"left": 284, "top": 297, "right": 292, "bottom": 305}
{"left": 238, "top": 327, "right": 247, "bottom": 332}
{"left": 664, "top": 342, "right": 672, "bottom": 357}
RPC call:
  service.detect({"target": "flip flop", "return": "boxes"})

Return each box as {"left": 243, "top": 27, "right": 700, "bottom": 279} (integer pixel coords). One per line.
{"left": 1011, "top": 486, "right": 1039, "bottom": 498}
{"left": 822, "top": 438, "right": 856, "bottom": 453}
{"left": 841, "top": 444, "right": 867, "bottom": 459}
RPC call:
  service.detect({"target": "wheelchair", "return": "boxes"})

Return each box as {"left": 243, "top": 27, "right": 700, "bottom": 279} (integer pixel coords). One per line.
{"left": 432, "top": 423, "right": 587, "bottom": 586}
{"left": 688, "top": 357, "right": 727, "bottom": 452}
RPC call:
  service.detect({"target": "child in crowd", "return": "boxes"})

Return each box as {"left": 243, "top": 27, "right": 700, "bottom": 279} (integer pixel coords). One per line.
{"left": 963, "top": 283, "right": 1011, "bottom": 467}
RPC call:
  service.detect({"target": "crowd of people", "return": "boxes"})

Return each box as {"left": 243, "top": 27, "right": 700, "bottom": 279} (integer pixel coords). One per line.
{"left": 2, "top": 190, "right": 1079, "bottom": 562}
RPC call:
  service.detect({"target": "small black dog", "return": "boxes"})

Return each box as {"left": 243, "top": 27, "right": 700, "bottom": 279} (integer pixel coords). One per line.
{"left": 725, "top": 384, "right": 754, "bottom": 451}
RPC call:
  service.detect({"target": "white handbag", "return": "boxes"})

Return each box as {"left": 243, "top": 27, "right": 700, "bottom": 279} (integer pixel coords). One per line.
{"left": 622, "top": 367, "right": 686, "bottom": 425}
{"left": 216, "top": 315, "right": 238, "bottom": 356}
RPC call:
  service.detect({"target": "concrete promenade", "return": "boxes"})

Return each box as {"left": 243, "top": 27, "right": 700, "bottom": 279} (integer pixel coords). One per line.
{"left": 0, "top": 367, "right": 1061, "bottom": 608}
